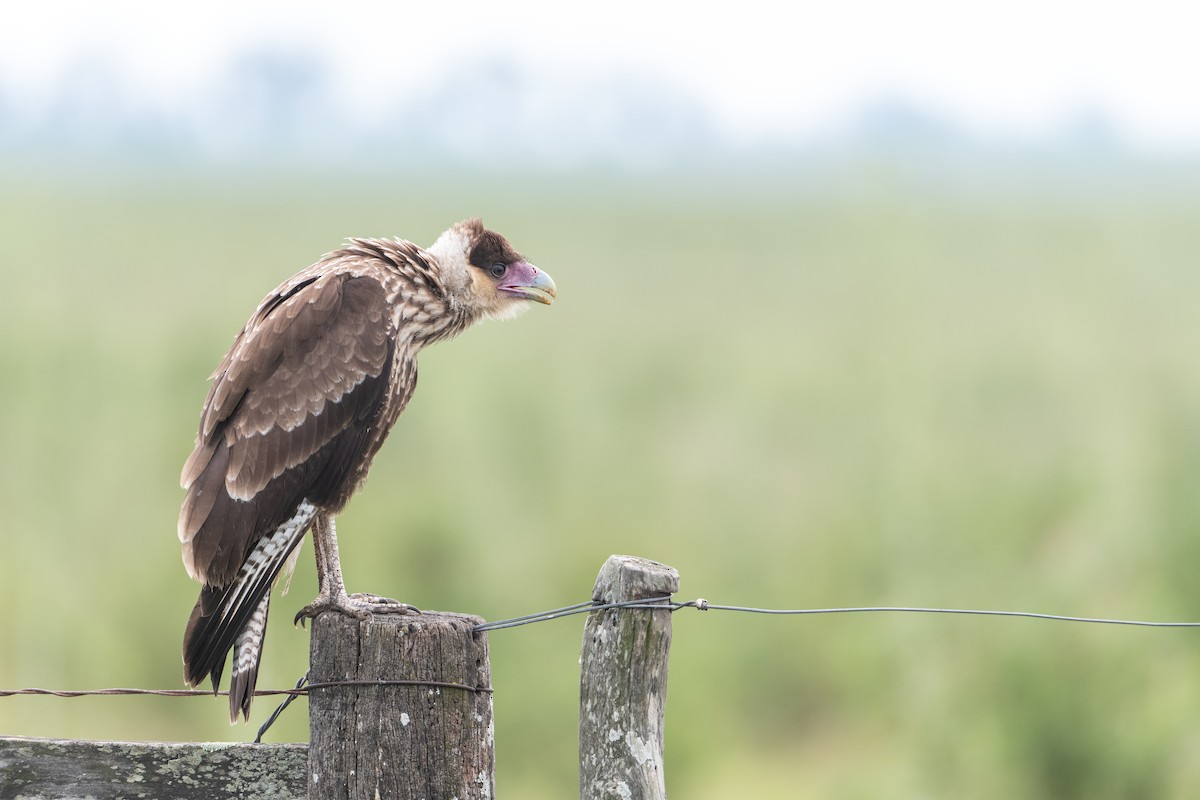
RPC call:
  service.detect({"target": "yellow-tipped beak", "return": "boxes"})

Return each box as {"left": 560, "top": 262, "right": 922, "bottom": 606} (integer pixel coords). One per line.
{"left": 509, "top": 268, "right": 556, "bottom": 305}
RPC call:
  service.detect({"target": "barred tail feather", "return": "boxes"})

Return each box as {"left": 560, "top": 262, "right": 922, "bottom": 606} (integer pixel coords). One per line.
{"left": 182, "top": 501, "right": 317, "bottom": 720}
{"left": 229, "top": 594, "right": 270, "bottom": 722}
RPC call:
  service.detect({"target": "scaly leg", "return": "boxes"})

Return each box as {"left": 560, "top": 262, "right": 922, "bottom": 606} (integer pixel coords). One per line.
{"left": 294, "top": 512, "right": 419, "bottom": 626}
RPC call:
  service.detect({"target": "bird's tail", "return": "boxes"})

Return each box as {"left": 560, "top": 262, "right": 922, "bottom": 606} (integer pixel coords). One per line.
{"left": 229, "top": 593, "right": 271, "bottom": 723}
{"left": 182, "top": 503, "right": 316, "bottom": 722}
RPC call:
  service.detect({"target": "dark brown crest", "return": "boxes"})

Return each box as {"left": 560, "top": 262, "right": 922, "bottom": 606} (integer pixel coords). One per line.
{"left": 466, "top": 220, "right": 524, "bottom": 268}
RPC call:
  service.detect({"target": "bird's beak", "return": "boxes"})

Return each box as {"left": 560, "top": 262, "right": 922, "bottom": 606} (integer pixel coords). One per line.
{"left": 503, "top": 263, "right": 557, "bottom": 305}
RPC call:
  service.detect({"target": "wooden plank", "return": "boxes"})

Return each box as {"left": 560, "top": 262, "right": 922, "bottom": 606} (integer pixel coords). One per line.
{"left": 0, "top": 736, "right": 307, "bottom": 799}
{"left": 307, "top": 610, "right": 494, "bottom": 800}
{"left": 579, "top": 555, "right": 679, "bottom": 800}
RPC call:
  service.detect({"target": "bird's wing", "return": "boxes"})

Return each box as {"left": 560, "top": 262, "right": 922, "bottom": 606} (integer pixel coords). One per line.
{"left": 178, "top": 271, "right": 395, "bottom": 587}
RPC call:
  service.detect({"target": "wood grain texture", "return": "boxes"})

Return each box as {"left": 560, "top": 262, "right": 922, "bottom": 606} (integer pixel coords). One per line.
{"left": 0, "top": 737, "right": 306, "bottom": 799}
{"left": 307, "top": 611, "right": 494, "bottom": 800}
{"left": 580, "top": 555, "right": 679, "bottom": 800}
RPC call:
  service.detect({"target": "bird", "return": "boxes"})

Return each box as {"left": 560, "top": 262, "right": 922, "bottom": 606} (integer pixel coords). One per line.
{"left": 177, "top": 219, "right": 555, "bottom": 722}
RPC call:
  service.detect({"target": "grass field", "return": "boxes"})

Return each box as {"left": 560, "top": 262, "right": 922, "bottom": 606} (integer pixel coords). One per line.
{"left": 2, "top": 163, "right": 1200, "bottom": 797}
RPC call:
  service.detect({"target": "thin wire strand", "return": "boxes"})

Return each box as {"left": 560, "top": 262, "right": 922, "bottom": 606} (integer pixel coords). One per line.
{"left": 472, "top": 600, "right": 603, "bottom": 631}
{"left": 0, "top": 678, "right": 493, "bottom": 700}
{"left": 0, "top": 688, "right": 225, "bottom": 698}
{"left": 674, "top": 601, "right": 1200, "bottom": 627}
{"left": 473, "top": 598, "right": 1200, "bottom": 631}
{"left": 255, "top": 671, "right": 309, "bottom": 743}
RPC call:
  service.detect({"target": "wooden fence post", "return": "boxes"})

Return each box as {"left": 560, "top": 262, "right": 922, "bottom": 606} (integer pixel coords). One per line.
{"left": 307, "top": 610, "right": 494, "bottom": 800}
{"left": 0, "top": 737, "right": 306, "bottom": 799}
{"left": 579, "top": 555, "right": 679, "bottom": 800}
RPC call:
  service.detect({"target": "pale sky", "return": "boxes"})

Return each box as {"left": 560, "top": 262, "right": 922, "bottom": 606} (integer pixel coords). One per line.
{"left": 3, "top": 0, "right": 1199, "bottom": 149}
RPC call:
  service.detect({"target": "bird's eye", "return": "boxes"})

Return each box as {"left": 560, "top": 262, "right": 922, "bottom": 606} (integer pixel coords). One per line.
{"left": 488, "top": 263, "right": 507, "bottom": 279}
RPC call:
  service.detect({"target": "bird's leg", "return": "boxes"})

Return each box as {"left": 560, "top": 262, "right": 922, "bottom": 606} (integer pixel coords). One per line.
{"left": 294, "top": 512, "right": 419, "bottom": 626}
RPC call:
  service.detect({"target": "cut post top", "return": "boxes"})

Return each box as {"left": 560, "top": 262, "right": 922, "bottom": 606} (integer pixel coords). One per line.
{"left": 592, "top": 554, "right": 680, "bottom": 604}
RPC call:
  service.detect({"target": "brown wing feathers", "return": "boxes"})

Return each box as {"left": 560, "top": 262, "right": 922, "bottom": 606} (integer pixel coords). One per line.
{"left": 180, "top": 272, "right": 395, "bottom": 706}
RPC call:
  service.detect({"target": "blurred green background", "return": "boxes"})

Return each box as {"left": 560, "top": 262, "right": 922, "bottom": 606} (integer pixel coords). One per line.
{"left": 3, "top": 162, "right": 1200, "bottom": 797}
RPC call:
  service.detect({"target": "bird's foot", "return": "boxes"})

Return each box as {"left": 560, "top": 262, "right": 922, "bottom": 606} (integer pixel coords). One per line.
{"left": 294, "top": 592, "right": 421, "bottom": 627}
{"left": 348, "top": 592, "right": 421, "bottom": 615}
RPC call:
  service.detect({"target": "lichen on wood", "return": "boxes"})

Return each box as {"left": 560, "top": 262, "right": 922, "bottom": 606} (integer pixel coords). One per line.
{"left": 580, "top": 555, "right": 679, "bottom": 800}
{"left": 0, "top": 736, "right": 307, "bottom": 799}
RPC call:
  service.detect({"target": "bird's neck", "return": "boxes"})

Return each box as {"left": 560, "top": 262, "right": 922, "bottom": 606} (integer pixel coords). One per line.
{"left": 393, "top": 292, "right": 480, "bottom": 350}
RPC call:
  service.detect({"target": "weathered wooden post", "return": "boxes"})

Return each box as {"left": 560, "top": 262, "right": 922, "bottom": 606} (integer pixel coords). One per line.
{"left": 308, "top": 611, "right": 494, "bottom": 800}
{"left": 0, "top": 737, "right": 306, "bottom": 799}
{"left": 579, "top": 555, "right": 679, "bottom": 800}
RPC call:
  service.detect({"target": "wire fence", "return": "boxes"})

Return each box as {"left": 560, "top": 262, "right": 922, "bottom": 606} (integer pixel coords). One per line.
{"left": 473, "top": 597, "right": 1200, "bottom": 631}
{"left": 5, "top": 596, "right": 1200, "bottom": 741}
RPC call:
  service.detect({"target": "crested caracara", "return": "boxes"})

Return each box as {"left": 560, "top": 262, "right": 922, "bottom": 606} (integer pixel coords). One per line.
{"left": 178, "top": 219, "right": 555, "bottom": 721}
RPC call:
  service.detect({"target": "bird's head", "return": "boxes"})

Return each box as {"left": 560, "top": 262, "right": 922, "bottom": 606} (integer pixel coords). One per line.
{"left": 428, "top": 218, "right": 556, "bottom": 322}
